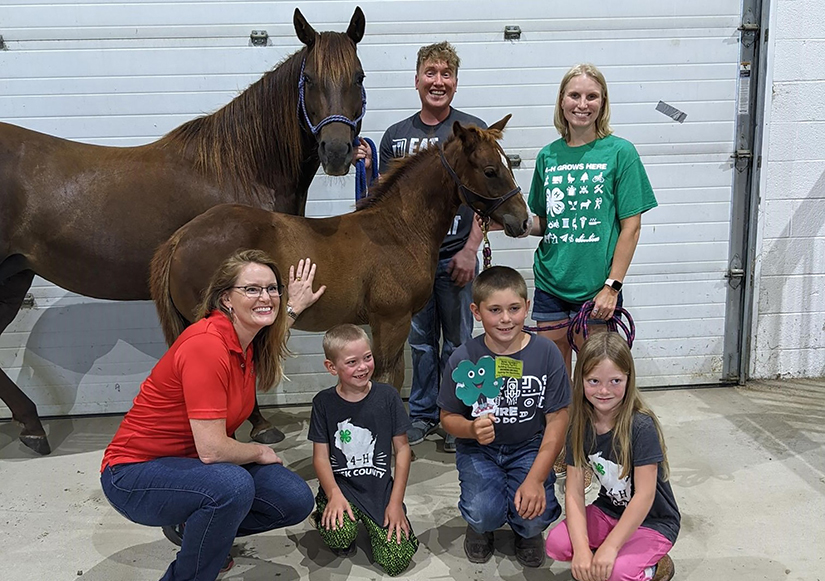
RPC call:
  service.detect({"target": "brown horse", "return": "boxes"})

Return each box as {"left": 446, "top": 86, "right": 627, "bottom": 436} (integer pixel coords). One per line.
{"left": 0, "top": 8, "right": 366, "bottom": 455}
{"left": 150, "top": 116, "right": 531, "bottom": 394}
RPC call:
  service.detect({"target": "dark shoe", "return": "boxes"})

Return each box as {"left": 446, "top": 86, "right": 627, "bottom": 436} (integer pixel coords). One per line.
{"left": 651, "top": 554, "right": 675, "bottom": 581}
{"left": 407, "top": 419, "right": 438, "bottom": 445}
{"left": 514, "top": 532, "right": 545, "bottom": 568}
{"left": 443, "top": 433, "right": 457, "bottom": 453}
{"left": 464, "top": 525, "right": 494, "bottom": 564}
{"left": 162, "top": 523, "right": 184, "bottom": 546}
{"left": 330, "top": 542, "right": 357, "bottom": 558}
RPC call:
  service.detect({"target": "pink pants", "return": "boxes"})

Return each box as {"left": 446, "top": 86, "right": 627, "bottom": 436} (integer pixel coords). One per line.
{"left": 545, "top": 504, "right": 673, "bottom": 581}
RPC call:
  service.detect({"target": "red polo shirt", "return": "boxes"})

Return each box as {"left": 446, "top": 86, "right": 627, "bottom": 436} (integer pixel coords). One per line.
{"left": 101, "top": 311, "right": 256, "bottom": 471}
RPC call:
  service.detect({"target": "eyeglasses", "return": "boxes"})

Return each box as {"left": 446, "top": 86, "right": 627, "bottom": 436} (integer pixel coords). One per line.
{"left": 231, "top": 284, "right": 283, "bottom": 299}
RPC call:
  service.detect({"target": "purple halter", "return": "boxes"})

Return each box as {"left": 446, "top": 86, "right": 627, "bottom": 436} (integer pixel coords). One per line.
{"left": 297, "top": 57, "right": 367, "bottom": 135}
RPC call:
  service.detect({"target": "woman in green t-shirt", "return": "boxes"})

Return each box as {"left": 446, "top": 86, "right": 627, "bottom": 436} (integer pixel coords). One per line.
{"left": 524, "top": 63, "right": 657, "bottom": 372}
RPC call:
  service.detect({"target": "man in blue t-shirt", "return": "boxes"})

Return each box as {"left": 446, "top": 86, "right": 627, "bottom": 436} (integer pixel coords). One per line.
{"left": 355, "top": 41, "right": 485, "bottom": 452}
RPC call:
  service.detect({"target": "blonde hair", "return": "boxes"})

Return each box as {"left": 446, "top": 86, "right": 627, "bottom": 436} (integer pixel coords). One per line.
{"left": 416, "top": 41, "right": 460, "bottom": 75}
{"left": 323, "top": 324, "right": 371, "bottom": 362}
{"left": 195, "top": 249, "right": 290, "bottom": 392}
{"left": 570, "top": 333, "right": 670, "bottom": 481}
{"left": 554, "top": 63, "right": 613, "bottom": 143}
{"left": 472, "top": 265, "right": 528, "bottom": 305}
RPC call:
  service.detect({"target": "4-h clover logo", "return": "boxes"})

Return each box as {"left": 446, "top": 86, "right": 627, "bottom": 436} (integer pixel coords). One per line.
{"left": 339, "top": 429, "right": 352, "bottom": 443}
{"left": 452, "top": 356, "right": 501, "bottom": 406}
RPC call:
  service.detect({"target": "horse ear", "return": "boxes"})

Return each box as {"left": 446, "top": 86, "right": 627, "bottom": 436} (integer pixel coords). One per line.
{"left": 294, "top": 8, "right": 318, "bottom": 48}
{"left": 488, "top": 114, "right": 512, "bottom": 133}
{"left": 452, "top": 121, "right": 479, "bottom": 147}
{"left": 347, "top": 7, "right": 366, "bottom": 44}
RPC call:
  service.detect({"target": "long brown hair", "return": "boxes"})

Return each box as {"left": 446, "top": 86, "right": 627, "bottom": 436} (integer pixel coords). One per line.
{"left": 195, "top": 249, "right": 291, "bottom": 392}
{"left": 554, "top": 63, "right": 613, "bottom": 143}
{"left": 570, "top": 333, "right": 670, "bottom": 481}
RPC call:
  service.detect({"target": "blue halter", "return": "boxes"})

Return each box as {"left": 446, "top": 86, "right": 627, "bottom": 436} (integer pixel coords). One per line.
{"left": 297, "top": 57, "right": 367, "bottom": 135}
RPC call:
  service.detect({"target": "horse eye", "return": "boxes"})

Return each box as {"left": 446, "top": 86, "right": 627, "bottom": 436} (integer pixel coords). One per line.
{"left": 484, "top": 167, "right": 497, "bottom": 178}
{"left": 356, "top": 73, "right": 365, "bottom": 86}
{"left": 303, "top": 74, "right": 314, "bottom": 87}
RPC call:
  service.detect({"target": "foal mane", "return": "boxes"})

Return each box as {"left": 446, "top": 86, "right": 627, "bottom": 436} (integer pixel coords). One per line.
{"left": 356, "top": 124, "right": 504, "bottom": 211}
{"left": 158, "top": 31, "right": 358, "bottom": 205}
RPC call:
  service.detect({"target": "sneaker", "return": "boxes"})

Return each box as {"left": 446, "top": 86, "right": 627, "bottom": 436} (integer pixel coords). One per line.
{"left": 330, "top": 542, "right": 357, "bottom": 558}
{"left": 650, "top": 554, "right": 675, "bottom": 581}
{"left": 220, "top": 555, "right": 235, "bottom": 574}
{"left": 407, "top": 419, "right": 438, "bottom": 445}
{"left": 443, "top": 433, "right": 457, "bottom": 453}
{"left": 162, "top": 523, "right": 184, "bottom": 546}
{"left": 514, "top": 532, "right": 545, "bottom": 568}
{"left": 463, "top": 525, "right": 494, "bottom": 564}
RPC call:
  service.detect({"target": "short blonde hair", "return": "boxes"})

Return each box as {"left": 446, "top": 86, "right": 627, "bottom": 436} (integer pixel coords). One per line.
{"left": 323, "top": 324, "right": 371, "bottom": 362}
{"left": 416, "top": 41, "right": 460, "bottom": 75}
{"left": 554, "top": 63, "right": 613, "bottom": 143}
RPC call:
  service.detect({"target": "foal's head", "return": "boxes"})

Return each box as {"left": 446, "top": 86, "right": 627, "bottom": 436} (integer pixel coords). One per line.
{"left": 294, "top": 7, "right": 366, "bottom": 176}
{"left": 444, "top": 116, "right": 532, "bottom": 237}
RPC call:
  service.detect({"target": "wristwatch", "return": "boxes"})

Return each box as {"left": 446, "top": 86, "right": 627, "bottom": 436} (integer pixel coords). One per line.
{"left": 604, "top": 278, "right": 623, "bottom": 292}
{"left": 286, "top": 303, "right": 298, "bottom": 320}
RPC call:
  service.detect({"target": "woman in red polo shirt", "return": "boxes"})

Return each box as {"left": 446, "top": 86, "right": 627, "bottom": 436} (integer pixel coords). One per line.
{"left": 100, "top": 249, "right": 325, "bottom": 581}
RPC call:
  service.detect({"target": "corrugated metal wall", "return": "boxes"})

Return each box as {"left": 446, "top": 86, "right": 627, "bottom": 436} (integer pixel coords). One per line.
{"left": 0, "top": 0, "right": 743, "bottom": 417}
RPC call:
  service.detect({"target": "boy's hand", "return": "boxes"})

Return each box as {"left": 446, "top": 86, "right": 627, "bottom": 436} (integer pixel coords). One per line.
{"left": 321, "top": 491, "right": 355, "bottom": 531}
{"left": 571, "top": 548, "right": 595, "bottom": 581}
{"left": 514, "top": 477, "right": 546, "bottom": 519}
{"left": 591, "top": 544, "right": 618, "bottom": 581}
{"left": 383, "top": 501, "right": 410, "bottom": 544}
{"left": 472, "top": 413, "right": 496, "bottom": 445}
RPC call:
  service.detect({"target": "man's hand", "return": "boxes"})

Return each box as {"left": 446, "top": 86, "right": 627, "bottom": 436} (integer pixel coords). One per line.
{"left": 352, "top": 137, "right": 373, "bottom": 170}
{"left": 447, "top": 247, "right": 477, "bottom": 287}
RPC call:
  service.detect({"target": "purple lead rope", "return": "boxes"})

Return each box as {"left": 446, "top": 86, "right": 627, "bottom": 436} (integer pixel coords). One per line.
{"left": 522, "top": 300, "right": 635, "bottom": 352}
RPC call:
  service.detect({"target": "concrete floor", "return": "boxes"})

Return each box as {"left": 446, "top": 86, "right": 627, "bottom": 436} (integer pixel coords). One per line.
{"left": 1, "top": 379, "right": 823, "bottom": 581}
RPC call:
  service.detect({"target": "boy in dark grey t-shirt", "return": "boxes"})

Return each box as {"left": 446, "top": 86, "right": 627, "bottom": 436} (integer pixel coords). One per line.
{"left": 438, "top": 266, "right": 571, "bottom": 568}
{"left": 308, "top": 325, "right": 418, "bottom": 576}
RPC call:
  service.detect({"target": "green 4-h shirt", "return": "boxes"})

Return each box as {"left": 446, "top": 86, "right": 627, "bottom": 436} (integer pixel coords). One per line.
{"left": 528, "top": 135, "right": 657, "bottom": 303}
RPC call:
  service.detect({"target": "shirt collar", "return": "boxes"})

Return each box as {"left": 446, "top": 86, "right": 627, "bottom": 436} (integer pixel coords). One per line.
{"left": 206, "top": 310, "right": 245, "bottom": 356}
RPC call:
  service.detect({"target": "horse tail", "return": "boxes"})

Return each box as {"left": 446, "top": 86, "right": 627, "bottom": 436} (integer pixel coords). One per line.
{"left": 149, "top": 231, "right": 190, "bottom": 346}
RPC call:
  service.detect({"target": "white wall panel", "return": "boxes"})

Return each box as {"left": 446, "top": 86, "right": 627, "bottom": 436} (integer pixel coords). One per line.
{"left": 0, "top": 0, "right": 745, "bottom": 417}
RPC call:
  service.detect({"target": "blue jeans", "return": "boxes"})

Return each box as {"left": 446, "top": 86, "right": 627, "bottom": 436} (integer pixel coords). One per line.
{"left": 101, "top": 458, "right": 313, "bottom": 581}
{"left": 408, "top": 255, "right": 475, "bottom": 423}
{"left": 455, "top": 437, "right": 561, "bottom": 538}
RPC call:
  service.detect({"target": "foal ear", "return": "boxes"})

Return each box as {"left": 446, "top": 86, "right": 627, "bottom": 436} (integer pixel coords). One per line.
{"left": 294, "top": 8, "right": 318, "bottom": 48}
{"left": 347, "top": 7, "right": 366, "bottom": 44}
{"left": 488, "top": 114, "right": 512, "bottom": 133}
{"left": 452, "top": 121, "right": 480, "bottom": 148}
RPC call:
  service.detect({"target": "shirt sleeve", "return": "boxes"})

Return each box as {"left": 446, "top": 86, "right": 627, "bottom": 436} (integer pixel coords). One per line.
{"left": 540, "top": 339, "right": 572, "bottom": 414}
{"left": 527, "top": 150, "right": 548, "bottom": 219}
{"left": 175, "top": 334, "right": 231, "bottom": 420}
{"left": 378, "top": 127, "right": 395, "bottom": 174}
{"left": 631, "top": 414, "right": 664, "bottom": 466}
{"left": 437, "top": 350, "right": 471, "bottom": 416}
{"left": 388, "top": 388, "right": 413, "bottom": 437}
{"left": 307, "top": 394, "right": 329, "bottom": 443}
{"left": 615, "top": 140, "right": 657, "bottom": 220}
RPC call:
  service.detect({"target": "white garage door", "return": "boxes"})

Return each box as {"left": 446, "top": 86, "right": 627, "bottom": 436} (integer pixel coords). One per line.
{"left": 0, "top": 0, "right": 749, "bottom": 418}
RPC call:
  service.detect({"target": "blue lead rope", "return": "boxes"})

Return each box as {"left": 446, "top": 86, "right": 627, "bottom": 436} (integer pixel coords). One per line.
{"left": 354, "top": 137, "right": 378, "bottom": 202}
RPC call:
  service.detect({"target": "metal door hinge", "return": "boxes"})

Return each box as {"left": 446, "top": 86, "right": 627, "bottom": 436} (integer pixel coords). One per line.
{"left": 738, "top": 21, "right": 759, "bottom": 47}
{"left": 725, "top": 255, "right": 745, "bottom": 289}
{"left": 250, "top": 30, "right": 269, "bottom": 46}
{"left": 504, "top": 26, "right": 521, "bottom": 40}
{"left": 507, "top": 153, "right": 522, "bottom": 168}
{"left": 22, "top": 293, "right": 35, "bottom": 308}
{"left": 731, "top": 150, "right": 752, "bottom": 172}
{"left": 0, "top": 36, "right": 6, "bottom": 51}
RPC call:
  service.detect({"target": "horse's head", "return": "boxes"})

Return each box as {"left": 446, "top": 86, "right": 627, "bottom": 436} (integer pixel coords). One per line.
{"left": 443, "top": 115, "right": 532, "bottom": 237}
{"left": 294, "top": 7, "right": 366, "bottom": 176}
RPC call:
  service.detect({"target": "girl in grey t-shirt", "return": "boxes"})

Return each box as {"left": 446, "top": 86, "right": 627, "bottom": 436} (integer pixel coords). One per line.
{"left": 545, "top": 333, "right": 680, "bottom": 581}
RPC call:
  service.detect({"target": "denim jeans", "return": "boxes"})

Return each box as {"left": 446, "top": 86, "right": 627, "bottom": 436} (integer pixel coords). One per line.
{"left": 455, "top": 436, "right": 561, "bottom": 538}
{"left": 101, "top": 457, "right": 313, "bottom": 581}
{"left": 408, "top": 255, "right": 475, "bottom": 423}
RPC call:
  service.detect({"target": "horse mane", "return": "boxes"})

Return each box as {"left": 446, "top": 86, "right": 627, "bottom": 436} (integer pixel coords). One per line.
{"left": 157, "top": 31, "right": 358, "bottom": 205}
{"left": 356, "top": 124, "right": 504, "bottom": 211}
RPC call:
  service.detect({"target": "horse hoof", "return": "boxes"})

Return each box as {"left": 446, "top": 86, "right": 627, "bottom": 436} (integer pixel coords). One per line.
{"left": 19, "top": 434, "right": 51, "bottom": 455}
{"left": 251, "top": 426, "right": 285, "bottom": 444}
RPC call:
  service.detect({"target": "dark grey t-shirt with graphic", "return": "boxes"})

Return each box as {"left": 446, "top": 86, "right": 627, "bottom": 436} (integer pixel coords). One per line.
{"left": 437, "top": 333, "right": 571, "bottom": 447}
{"left": 308, "top": 382, "right": 411, "bottom": 525}
{"left": 565, "top": 412, "right": 681, "bottom": 543}
{"left": 379, "top": 108, "right": 486, "bottom": 260}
